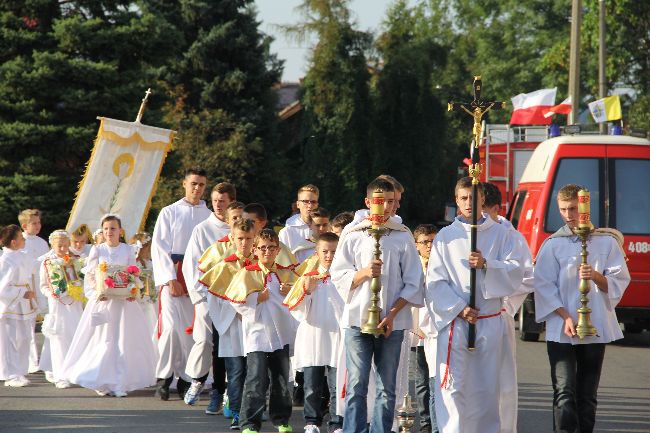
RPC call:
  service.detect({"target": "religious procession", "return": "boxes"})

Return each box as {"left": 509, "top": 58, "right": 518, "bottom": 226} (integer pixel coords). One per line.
{"left": 2, "top": 1, "right": 650, "bottom": 433}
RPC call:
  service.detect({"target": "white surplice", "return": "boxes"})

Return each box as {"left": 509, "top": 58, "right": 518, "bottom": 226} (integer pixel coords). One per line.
{"left": 62, "top": 243, "right": 157, "bottom": 394}
{"left": 534, "top": 229, "right": 630, "bottom": 344}
{"left": 289, "top": 267, "right": 343, "bottom": 369}
{"left": 278, "top": 214, "right": 311, "bottom": 253}
{"left": 151, "top": 198, "right": 211, "bottom": 381}
{"left": 38, "top": 250, "right": 84, "bottom": 383}
{"left": 182, "top": 212, "right": 229, "bottom": 378}
{"left": 0, "top": 248, "right": 37, "bottom": 380}
{"left": 230, "top": 266, "right": 297, "bottom": 355}
{"left": 292, "top": 238, "right": 316, "bottom": 264}
{"left": 425, "top": 216, "right": 524, "bottom": 433}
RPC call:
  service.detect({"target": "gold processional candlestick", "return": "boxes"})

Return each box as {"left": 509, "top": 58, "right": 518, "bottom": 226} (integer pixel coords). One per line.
{"left": 448, "top": 76, "right": 506, "bottom": 350}
{"left": 573, "top": 189, "right": 598, "bottom": 339}
{"left": 361, "top": 189, "right": 389, "bottom": 337}
{"left": 396, "top": 393, "right": 416, "bottom": 432}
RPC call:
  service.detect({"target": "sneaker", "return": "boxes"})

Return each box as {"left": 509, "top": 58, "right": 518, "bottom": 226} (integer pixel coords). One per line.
{"left": 184, "top": 380, "right": 204, "bottom": 405}
{"left": 4, "top": 376, "right": 29, "bottom": 387}
{"left": 304, "top": 425, "right": 319, "bottom": 433}
{"left": 241, "top": 429, "right": 258, "bottom": 433}
{"left": 113, "top": 391, "right": 128, "bottom": 397}
{"left": 205, "top": 389, "right": 224, "bottom": 415}
{"left": 223, "top": 396, "right": 233, "bottom": 418}
{"left": 230, "top": 412, "right": 240, "bottom": 430}
{"left": 45, "top": 371, "right": 55, "bottom": 383}
{"left": 95, "top": 389, "right": 109, "bottom": 396}
{"left": 55, "top": 380, "right": 71, "bottom": 389}
{"left": 332, "top": 430, "right": 343, "bottom": 433}
{"left": 278, "top": 425, "right": 293, "bottom": 433}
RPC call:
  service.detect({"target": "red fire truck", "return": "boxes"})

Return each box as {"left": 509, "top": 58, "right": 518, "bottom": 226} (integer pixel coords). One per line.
{"left": 478, "top": 123, "right": 650, "bottom": 340}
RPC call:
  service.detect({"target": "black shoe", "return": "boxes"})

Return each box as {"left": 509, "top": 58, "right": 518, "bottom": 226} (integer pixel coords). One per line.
{"left": 419, "top": 426, "right": 432, "bottom": 433}
{"left": 155, "top": 377, "right": 172, "bottom": 401}
{"left": 177, "top": 378, "right": 191, "bottom": 399}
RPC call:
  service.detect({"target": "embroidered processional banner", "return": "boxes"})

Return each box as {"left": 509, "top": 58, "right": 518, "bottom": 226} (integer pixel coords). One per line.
{"left": 66, "top": 117, "right": 173, "bottom": 238}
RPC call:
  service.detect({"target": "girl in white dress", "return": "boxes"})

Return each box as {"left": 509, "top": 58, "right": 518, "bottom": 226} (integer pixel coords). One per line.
{"left": 62, "top": 215, "right": 157, "bottom": 397}
{"left": 38, "top": 230, "right": 84, "bottom": 388}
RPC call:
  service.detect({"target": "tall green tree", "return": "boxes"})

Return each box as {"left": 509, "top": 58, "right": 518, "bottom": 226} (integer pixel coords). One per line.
{"left": 153, "top": 0, "right": 287, "bottom": 218}
{"left": 285, "top": 0, "right": 373, "bottom": 213}
{"left": 0, "top": 1, "right": 176, "bottom": 232}
{"left": 371, "top": 0, "right": 450, "bottom": 224}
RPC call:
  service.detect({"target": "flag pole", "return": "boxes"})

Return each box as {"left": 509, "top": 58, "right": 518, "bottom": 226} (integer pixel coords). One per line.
{"left": 135, "top": 88, "right": 152, "bottom": 124}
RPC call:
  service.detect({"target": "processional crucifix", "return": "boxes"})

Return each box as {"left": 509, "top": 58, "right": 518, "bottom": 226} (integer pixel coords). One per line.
{"left": 448, "top": 76, "right": 506, "bottom": 351}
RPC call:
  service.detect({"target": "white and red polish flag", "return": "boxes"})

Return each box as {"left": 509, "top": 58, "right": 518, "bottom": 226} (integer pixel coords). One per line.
{"left": 543, "top": 96, "right": 572, "bottom": 118}
{"left": 509, "top": 87, "right": 557, "bottom": 125}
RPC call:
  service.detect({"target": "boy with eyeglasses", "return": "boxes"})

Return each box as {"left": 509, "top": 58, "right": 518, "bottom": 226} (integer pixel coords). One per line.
{"left": 412, "top": 224, "right": 438, "bottom": 433}
{"left": 279, "top": 185, "right": 320, "bottom": 252}
{"left": 224, "top": 229, "right": 298, "bottom": 433}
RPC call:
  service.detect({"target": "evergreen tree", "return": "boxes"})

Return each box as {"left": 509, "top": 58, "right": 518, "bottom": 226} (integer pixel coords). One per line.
{"left": 0, "top": 1, "right": 176, "bottom": 232}
{"left": 371, "top": 0, "right": 450, "bottom": 224}
{"left": 153, "top": 0, "right": 287, "bottom": 218}
{"left": 285, "top": 0, "right": 373, "bottom": 213}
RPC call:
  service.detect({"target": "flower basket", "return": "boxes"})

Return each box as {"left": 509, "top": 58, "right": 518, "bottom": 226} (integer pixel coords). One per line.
{"left": 96, "top": 263, "right": 142, "bottom": 300}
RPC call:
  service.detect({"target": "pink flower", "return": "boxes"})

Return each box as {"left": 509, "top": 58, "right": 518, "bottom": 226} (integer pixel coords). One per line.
{"left": 126, "top": 265, "right": 140, "bottom": 275}
{"left": 104, "top": 277, "right": 115, "bottom": 288}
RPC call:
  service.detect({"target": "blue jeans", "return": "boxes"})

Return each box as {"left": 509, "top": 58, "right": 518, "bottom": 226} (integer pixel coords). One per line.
{"left": 547, "top": 342, "right": 605, "bottom": 433}
{"left": 240, "top": 345, "right": 292, "bottom": 431}
{"left": 342, "top": 327, "right": 404, "bottom": 433}
{"left": 303, "top": 365, "right": 343, "bottom": 431}
{"left": 224, "top": 356, "right": 246, "bottom": 413}
{"left": 428, "top": 377, "right": 439, "bottom": 433}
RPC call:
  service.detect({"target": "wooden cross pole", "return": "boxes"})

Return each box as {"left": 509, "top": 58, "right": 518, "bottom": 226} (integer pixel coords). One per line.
{"left": 448, "top": 76, "right": 506, "bottom": 351}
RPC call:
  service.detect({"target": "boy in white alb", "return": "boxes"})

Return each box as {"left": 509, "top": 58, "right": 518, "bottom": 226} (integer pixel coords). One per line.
{"left": 38, "top": 230, "right": 84, "bottom": 388}
{"left": 534, "top": 184, "right": 630, "bottom": 433}
{"left": 292, "top": 207, "right": 331, "bottom": 263}
{"left": 279, "top": 184, "right": 320, "bottom": 252}
{"left": 18, "top": 209, "right": 49, "bottom": 372}
{"left": 151, "top": 167, "right": 212, "bottom": 400}
{"left": 412, "top": 224, "right": 438, "bottom": 433}
{"left": 183, "top": 182, "right": 236, "bottom": 411}
{"left": 225, "top": 229, "right": 298, "bottom": 433}
{"left": 0, "top": 224, "right": 38, "bottom": 387}
{"left": 284, "top": 232, "right": 344, "bottom": 433}
{"left": 425, "top": 177, "right": 525, "bottom": 433}
{"left": 200, "top": 218, "right": 257, "bottom": 429}
{"left": 330, "top": 178, "right": 424, "bottom": 433}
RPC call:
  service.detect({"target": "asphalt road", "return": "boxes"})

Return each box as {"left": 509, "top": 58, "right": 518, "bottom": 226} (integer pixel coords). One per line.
{"left": 1, "top": 331, "right": 649, "bottom": 433}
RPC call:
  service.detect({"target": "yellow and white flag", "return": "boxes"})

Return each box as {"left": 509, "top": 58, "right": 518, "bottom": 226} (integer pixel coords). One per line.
{"left": 67, "top": 117, "right": 174, "bottom": 239}
{"left": 588, "top": 95, "right": 622, "bottom": 123}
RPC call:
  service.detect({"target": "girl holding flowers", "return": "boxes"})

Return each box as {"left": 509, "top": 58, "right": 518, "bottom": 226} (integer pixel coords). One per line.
{"left": 38, "top": 230, "right": 85, "bottom": 388}
{"left": 62, "top": 214, "right": 157, "bottom": 397}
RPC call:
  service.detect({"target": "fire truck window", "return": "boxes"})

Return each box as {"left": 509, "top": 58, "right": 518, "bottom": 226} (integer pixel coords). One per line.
{"left": 510, "top": 190, "right": 527, "bottom": 229}
{"left": 545, "top": 158, "right": 602, "bottom": 233}
{"left": 613, "top": 159, "right": 650, "bottom": 235}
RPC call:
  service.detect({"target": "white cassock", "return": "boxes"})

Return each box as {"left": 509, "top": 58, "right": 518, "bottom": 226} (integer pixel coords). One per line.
{"left": 0, "top": 248, "right": 37, "bottom": 380}
{"left": 278, "top": 214, "right": 311, "bottom": 252}
{"left": 292, "top": 239, "right": 315, "bottom": 264}
{"left": 22, "top": 234, "right": 49, "bottom": 372}
{"left": 288, "top": 268, "right": 344, "bottom": 370}
{"left": 38, "top": 251, "right": 84, "bottom": 384}
{"left": 331, "top": 220, "right": 424, "bottom": 427}
{"left": 426, "top": 216, "right": 524, "bottom": 433}
{"left": 151, "top": 198, "right": 211, "bottom": 382}
{"left": 231, "top": 270, "right": 297, "bottom": 355}
{"left": 534, "top": 229, "right": 630, "bottom": 344}
{"left": 62, "top": 243, "right": 157, "bottom": 394}
{"left": 182, "top": 213, "right": 229, "bottom": 379}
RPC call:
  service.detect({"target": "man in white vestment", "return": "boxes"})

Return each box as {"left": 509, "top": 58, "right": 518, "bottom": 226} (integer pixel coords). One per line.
{"left": 425, "top": 177, "right": 525, "bottom": 433}
{"left": 182, "top": 182, "right": 235, "bottom": 412}
{"left": 534, "top": 184, "right": 630, "bottom": 433}
{"left": 152, "top": 167, "right": 211, "bottom": 400}
{"left": 279, "top": 184, "right": 320, "bottom": 252}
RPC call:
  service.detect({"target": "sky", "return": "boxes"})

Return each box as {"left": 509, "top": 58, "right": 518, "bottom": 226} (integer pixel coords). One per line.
{"left": 254, "top": 0, "right": 396, "bottom": 82}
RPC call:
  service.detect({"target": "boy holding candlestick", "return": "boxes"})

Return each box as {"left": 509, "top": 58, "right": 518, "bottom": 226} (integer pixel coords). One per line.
{"left": 534, "top": 184, "right": 630, "bottom": 433}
